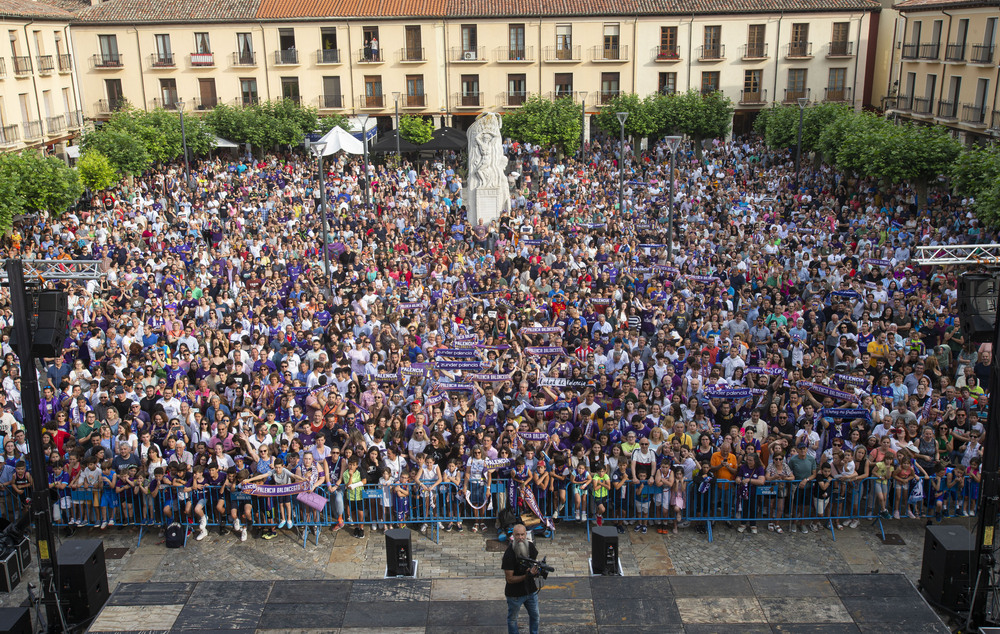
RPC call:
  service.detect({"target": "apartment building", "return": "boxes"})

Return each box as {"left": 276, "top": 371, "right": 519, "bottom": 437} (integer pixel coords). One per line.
{"left": 886, "top": 0, "right": 1000, "bottom": 143}
{"left": 0, "top": 0, "right": 86, "bottom": 153}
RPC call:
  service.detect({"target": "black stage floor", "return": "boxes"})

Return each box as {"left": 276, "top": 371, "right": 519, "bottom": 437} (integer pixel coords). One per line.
{"left": 88, "top": 574, "right": 950, "bottom": 633}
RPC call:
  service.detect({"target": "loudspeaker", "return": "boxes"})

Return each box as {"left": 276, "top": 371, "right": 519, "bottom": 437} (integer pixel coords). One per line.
{"left": 31, "top": 291, "right": 68, "bottom": 358}
{"left": 57, "top": 539, "right": 109, "bottom": 624}
{"left": 14, "top": 537, "right": 29, "bottom": 574}
{"left": 0, "top": 551, "right": 20, "bottom": 593}
{"left": 591, "top": 526, "right": 620, "bottom": 576}
{"left": 0, "top": 607, "right": 31, "bottom": 634}
{"left": 385, "top": 528, "right": 413, "bottom": 577}
{"left": 920, "top": 525, "right": 973, "bottom": 612}
{"left": 958, "top": 274, "right": 999, "bottom": 344}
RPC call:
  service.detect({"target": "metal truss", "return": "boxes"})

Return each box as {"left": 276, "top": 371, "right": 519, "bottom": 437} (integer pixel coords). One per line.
{"left": 913, "top": 244, "right": 1000, "bottom": 266}
{"left": 0, "top": 259, "right": 103, "bottom": 281}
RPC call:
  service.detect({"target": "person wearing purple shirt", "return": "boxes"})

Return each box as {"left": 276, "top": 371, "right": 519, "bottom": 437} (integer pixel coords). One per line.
{"left": 734, "top": 453, "right": 766, "bottom": 534}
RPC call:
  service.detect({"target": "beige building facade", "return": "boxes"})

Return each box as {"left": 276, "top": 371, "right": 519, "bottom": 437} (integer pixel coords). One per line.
{"left": 65, "top": 0, "right": 884, "bottom": 137}
{"left": 0, "top": 0, "right": 86, "bottom": 153}
{"left": 886, "top": 0, "right": 1000, "bottom": 143}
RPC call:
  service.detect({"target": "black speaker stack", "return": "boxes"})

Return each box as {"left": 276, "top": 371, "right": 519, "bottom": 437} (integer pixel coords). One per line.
{"left": 958, "top": 273, "right": 999, "bottom": 344}
{"left": 920, "top": 525, "right": 974, "bottom": 613}
{"left": 57, "top": 540, "right": 109, "bottom": 625}
{"left": 591, "top": 526, "right": 620, "bottom": 576}
{"left": 385, "top": 528, "right": 414, "bottom": 577}
{"left": 0, "top": 521, "right": 29, "bottom": 594}
{"left": 10, "top": 291, "right": 69, "bottom": 358}
{"left": 0, "top": 607, "right": 31, "bottom": 634}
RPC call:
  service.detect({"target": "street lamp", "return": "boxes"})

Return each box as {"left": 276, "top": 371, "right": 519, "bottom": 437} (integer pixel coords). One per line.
{"left": 308, "top": 140, "right": 334, "bottom": 300}
{"left": 795, "top": 96, "right": 808, "bottom": 193}
{"left": 579, "top": 90, "right": 589, "bottom": 161}
{"left": 392, "top": 91, "right": 401, "bottom": 159}
{"left": 177, "top": 98, "right": 192, "bottom": 190}
{"left": 357, "top": 113, "right": 371, "bottom": 210}
{"left": 616, "top": 112, "right": 628, "bottom": 213}
{"left": 664, "top": 135, "right": 683, "bottom": 258}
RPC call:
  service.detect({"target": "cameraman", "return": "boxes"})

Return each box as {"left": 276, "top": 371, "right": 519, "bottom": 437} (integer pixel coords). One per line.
{"left": 501, "top": 524, "right": 540, "bottom": 634}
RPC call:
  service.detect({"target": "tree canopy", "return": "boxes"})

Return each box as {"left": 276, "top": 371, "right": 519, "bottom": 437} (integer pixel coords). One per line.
{"left": 501, "top": 95, "right": 583, "bottom": 155}
{"left": 204, "top": 100, "right": 320, "bottom": 151}
{"left": 952, "top": 145, "right": 1000, "bottom": 227}
{"left": 0, "top": 150, "right": 83, "bottom": 235}
{"left": 398, "top": 115, "right": 433, "bottom": 145}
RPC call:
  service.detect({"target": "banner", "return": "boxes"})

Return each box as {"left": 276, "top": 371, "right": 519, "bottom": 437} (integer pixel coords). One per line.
{"left": 519, "top": 326, "right": 563, "bottom": 335}
{"left": 797, "top": 380, "right": 860, "bottom": 404}
{"left": 435, "top": 348, "right": 480, "bottom": 358}
{"left": 240, "top": 481, "right": 312, "bottom": 497}
{"left": 589, "top": 298, "right": 613, "bottom": 306}
{"left": 685, "top": 275, "right": 721, "bottom": 284}
{"left": 375, "top": 373, "right": 399, "bottom": 383}
{"left": 833, "top": 373, "right": 868, "bottom": 387}
{"left": 523, "top": 239, "right": 548, "bottom": 245}
{"left": 518, "top": 484, "right": 555, "bottom": 531}
{"left": 820, "top": 408, "right": 872, "bottom": 421}
{"left": 485, "top": 458, "right": 512, "bottom": 470}
{"left": 538, "top": 377, "right": 590, "bottom": 389}
{"left": 466, "top": 373, "right": 512, "bottom": 382}
{"left": 400, "top": 367, "right": 428, "bottom": 377}
{"left": 525, "top": 346, "right": 566, "bottom": 356}
{"left": 517, "top": 431, "right": 550, "bottom": 441}
{"left": 745, "top": 366, "right": 787, "bottom": 377}
{"left": 864, "top": 259, "right": 893, "bottom": 267}
{"left": 829, "top": 290, "right": 862, "bottom": 300}
{"left": 476, "top": 344, "right": 511, "bottom": 352}
{"left": 397, "top": 301, "right": 425, "bottom": 310}
{"left": 434, "top": 360, "right": 488, "bottom": 371}
{"left": 652, "top": 265, "right": 680, "bottom": 274}
{"left": 425, "top": 392, "right": 449, "bottom": 406}
{"left": 638, "top": 244, "right": 666, "bottom": 250}
{"left": 705, "top": 387, "right": 766, "bottom": 399}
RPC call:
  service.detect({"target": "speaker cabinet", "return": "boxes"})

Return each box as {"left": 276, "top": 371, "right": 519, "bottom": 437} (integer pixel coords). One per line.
{"left": 591, "top": 526, "right": 620, "bottom": 576}
{"left": 385, "top": 528, "right": 413, "bottom": 577}
{"left": 57, "top": 540, "right": 109, "bottom": 624}
{"left": 920, "top": 525, "right": 973, "bottom": 612}
{"left": 32, "top": 291, "right": 68, "bottom": 358}
{"left": 958, "top": 274, "right": 999, "bottom": 344}
{"left": 14, "top": 537, "right": 29, "bottom": 574}
{"left": 0, "top": 551, "right": 20, "bottom": 593}
{"left": 0, "top": 607, "right": 31, "bottom": 634}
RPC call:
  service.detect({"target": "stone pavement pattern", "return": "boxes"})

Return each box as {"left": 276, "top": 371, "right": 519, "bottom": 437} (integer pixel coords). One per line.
{"left": 84, "top": 573, "right": 949, "bottom": 633}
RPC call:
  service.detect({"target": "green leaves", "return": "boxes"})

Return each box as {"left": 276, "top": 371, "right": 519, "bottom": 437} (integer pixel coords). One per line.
{"left": 0, "top": 150, "right": 84, "bottom": 235}
{"left": 77, "top": 151, "right": 119, "bottom": 193}
{"left": 81, "top": 127, "right": 150, "bottom": 177}
{"left": 204, "top": 99, "right": 321, "bottom": 152}
{"left": 501, "top": 95, "right": 582, "bottom": 155}
{"left": 952, "top": 145, "right": 1000, "bottom": 226}
{"left": 594, "top": 93, "right": 657, "bottom": 139}
{"left": 318, "top": 114, "right": 350, "bottom": 134}
{"left": 758, "top": 102, "right": 850, "bottom": 153}
{"left": 595, "top": 90, "right": 733, "bottom": 147}
{"left": 398, "top": 115, "right": 433, "bottom": 145}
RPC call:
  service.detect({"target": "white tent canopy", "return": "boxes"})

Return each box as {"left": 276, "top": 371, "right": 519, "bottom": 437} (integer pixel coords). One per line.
{"left": 212, "top": 135, "right": 239, "bottom": 148}
{"left": 315, "top": 126, "right": 363, "bottom": 156}
{"left": 65, "top": 145, "right": 80, "bottom": 159}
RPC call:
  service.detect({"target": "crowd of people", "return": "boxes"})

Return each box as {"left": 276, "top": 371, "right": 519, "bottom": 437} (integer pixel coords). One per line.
{"left": 0, "top": 128, "right": 992, "bottom": 544}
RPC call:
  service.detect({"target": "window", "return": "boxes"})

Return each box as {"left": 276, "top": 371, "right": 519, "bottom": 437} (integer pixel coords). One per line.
{"left": 194, "top": 33, "right": 211, "bottom": 54}
{"left": 404, "top": 26, "right": 422, "bottom": 60}
{"left": 509, "top": 24, "right": 526, "bottom": 60}
{"left": 461, "top": 24, "right": 478, "bottom": 58}
{"left": 240, "top": 78, "right": 258, "bottom": 105}
{"left": 659, "top": 26, "right": 678, "bottom": 58}
{"left": 98, "top": 34, "right": 119, "bottom": 65}
{"left": 747, "top": 25, "right": 765, "bottom": 57}
{"left": 364, "top": 75, "right": 383, "bottom": 108}
{"left": 281, "top": 77, "right": 300, "bottom": 104}
{"left": 827, "top": 68, "right": 847, "bottom": 101}
{"left": 61, "top": 87, "right": 71, "bottom": 114}
{"left": 787, "top": 68, "right": 807, "bottom": 101}
{"left": 701, "top": 71, "right": 719, "bottom": 94}
{"left": 322, "top": 76, "right": 342, "bottom": 108}
{"left": 198, "top": 79, "right": 217, "bottom": 109}
{"left": 362, "top": 26, "right": 379, "bottom": 59}
{"left": 556, "top": 24, "right": 572, "bottom": 59}
{"left": 974, "top": 78, "right": 989, "bottom": 113}
{"left": 8, "top": 31, "right": 19, "bottom": 56}
{"left": 18, "top": 94, "right": 30, "bottom": 123}
{"left": 703, "top": 26, "right": 721, "bottom": 57}
{"left": 278, "top": 28, "right": 297, "bottom": 63}
{"left": 554, "top": 72, "right": 573, "bottom": 96}
{"left": 461, "top": 74, "right": 480, "bottom": 106}
{"left": 405, "top": 74, "right": 424, "bottom": 107}
{"left": 600, "top": 71, "right": 620, "bottom": 103}
{"left": 154, "top": 34, "right": 172, "bottom": 65}
{"left": 744, "top": 69, "right": 761, "bottom": 97}
{"left": 320, "top": 28, "right": 339, "bottom": 63}
{"left": 931, "top": 20, "right": 943, "bottom": 45}
{"left": 831, "top": 23, "right": 850, "bottom": 55}
{"left": 236, "top": 33, "right": 254, "bottom": 64}
{"left": 508, "top": 73, "right": 526, "bottom": 105}
{"left": 925, "top": 74, "right": 937, "bottom": 101}
{"left": 658, "top": 72, "right": 676, "bottom": 95}
{"left": 159, "top": 78, "right": 178, "bottom": 109}
{"left": 42, "top": 90, "right": 52, "bottom": 118}
{"left": 790, "top": 24, "right": 810, "bottom": 56}
{"left": 603, "top": 23, "right": 620, "bottom": 59}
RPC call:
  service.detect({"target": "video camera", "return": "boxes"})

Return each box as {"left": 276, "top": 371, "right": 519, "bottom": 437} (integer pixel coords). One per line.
{"left": 518, "top": 556, "right": 555, "bottom": 580}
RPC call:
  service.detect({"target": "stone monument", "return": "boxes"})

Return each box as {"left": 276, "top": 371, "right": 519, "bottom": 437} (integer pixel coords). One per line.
{"left": 466, "top": 112, "right": 510, "bottom": 227}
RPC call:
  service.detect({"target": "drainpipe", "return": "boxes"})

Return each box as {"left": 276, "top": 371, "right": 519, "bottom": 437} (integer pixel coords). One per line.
{"left": 938, "top": 11, "right": 953, "bottom": 112}
{"left": 853, "top": 15, "right": 862, "bottom": 107}
{"left": 131, "top": 27, "right": 148, "bottom": 111}
{"left": 537, "top": 17, "right": 542, "bottom": 100}
{"left": 886, "top": 13, "right": 901, "bottom": 102}
{"left": 22, "top": 22, "right": 45, "bottom": 141}
{"left": 772, "top": 14, "right": 783, "bottom": 105}
{"left": 685, "top": 14, "right": 694, "bottom": 92}
{"left": 258, "top": 22, "right": 271, "bottom": 100}
{"left": 346, "top": 22, "right": 354, "bottom": 111}
{"left": 443, "top": 19, "right": 451, "bottom": 126}
{"left": 631, "top": 14, "right": 637, "bottom": 94}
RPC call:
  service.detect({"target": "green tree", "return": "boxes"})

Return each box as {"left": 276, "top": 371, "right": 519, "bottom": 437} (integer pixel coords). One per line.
{"left": 0, "top": 151, "right": 82, "bottom": 220}
{"left": 318, "top": 114, "right": 350, "bottom": 134}
{"left": 657, "top": 90, "right": 734, "bottom": 158}
{"left": 501, "top": 95, "right": 582, "bottom": 155}
{"left": 398, "top": 115, "right": 433, "bottom": 145}
{"left": 594, "top": 93, "right": 656, "bottom": 140}
{"left": 77, "top": 150, "right": 119, "bottom": 192}
{"left": 82, "top": 127, "right": 151, "bottom": 177}
{"left": 757, "top": 102, "right": 850, "bottom": 156}
{"left": 0, "top": 160, "right": 25, "bottom": 237}
{"left": 951, "top": 145, "right": 1000, "bottom": 226}
{"left": 205, "top": 100, "right": 321, "bottom": 152}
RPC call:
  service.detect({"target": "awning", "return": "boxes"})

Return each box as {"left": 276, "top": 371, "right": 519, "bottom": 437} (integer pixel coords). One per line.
{"left": 65, "top": 145, "right": 80, "bottom": 158}
{"left": 212, "top": 135, "right": 239, "bottom": 148}
{"left": 314, "top": 126, "right": 364, "bottom": 155}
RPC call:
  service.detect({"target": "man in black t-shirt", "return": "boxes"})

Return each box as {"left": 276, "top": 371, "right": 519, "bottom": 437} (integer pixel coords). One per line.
{"left": 501, "top": 524, "right": 540, "bottom": 634}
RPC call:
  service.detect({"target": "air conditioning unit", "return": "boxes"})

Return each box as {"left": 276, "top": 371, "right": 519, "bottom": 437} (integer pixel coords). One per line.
{"left": 463, "top": 51, "right": 477, "bottom": 61}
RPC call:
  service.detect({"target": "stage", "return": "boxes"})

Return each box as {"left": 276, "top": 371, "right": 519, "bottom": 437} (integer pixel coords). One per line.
{"left": 87, "top": 573, "right": 949, "bottom": 633}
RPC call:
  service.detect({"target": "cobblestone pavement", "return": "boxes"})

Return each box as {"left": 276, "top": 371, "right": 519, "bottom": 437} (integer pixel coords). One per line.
{"left": 0, "top": 515, "right": 960, "bottom": 611}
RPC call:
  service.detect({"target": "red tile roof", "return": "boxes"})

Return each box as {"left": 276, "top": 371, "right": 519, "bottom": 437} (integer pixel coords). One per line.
{"left": 73, "top": 0, "right": 260, "bottom": 22}
{"left": 894, "top": 0, "right": 998, "bottom": 10}
{"left": 0, "top": 0, "right": 75, "bottom": 20}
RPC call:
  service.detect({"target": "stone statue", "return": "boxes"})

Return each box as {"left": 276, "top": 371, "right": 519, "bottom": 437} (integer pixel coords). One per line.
{"left": 466, "top": 112, "right": 509, "bottom": 227}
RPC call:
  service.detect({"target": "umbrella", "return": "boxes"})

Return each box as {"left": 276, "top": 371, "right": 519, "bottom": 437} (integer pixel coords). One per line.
{"left": 370, "top": 130, "right": 419, "bottom": 153}
{"left": 316, "top": 126, "right": 364, "bottom": 155}
{"left": 419, "top": 126, "right": 467, "bottom": 152}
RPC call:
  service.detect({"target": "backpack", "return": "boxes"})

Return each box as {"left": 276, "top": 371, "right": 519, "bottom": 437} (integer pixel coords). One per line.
{"left": 497, "top": 507, "right": 518, "bottom": 531}
{"left": 165, "top": 522, "right": 184, "bottom": 548}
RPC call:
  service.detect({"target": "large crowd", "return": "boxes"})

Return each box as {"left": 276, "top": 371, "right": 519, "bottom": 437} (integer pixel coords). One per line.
{"left": 0, "top": 129, "right": 992, "bottom": 544}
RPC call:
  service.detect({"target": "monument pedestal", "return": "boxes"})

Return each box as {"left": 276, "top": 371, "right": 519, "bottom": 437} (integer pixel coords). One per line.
{"left": 470, "top": 187, "right": 504, "bottom": 227}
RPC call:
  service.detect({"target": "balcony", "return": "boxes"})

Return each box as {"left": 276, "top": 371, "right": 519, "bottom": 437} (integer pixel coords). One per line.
{"left": 232, "top": 52, "right": 257, "bottom": 66}
{"left": 151, "top": 98, "right": 179, "bottom": 110}
{"left": 496, "top": 47, "right": 533, "bottom": 62}
{"left": 599, "top": 90, "right": 621, "bottom": 105}
{"left": 547, "top": 90, "right": 582, "bottom": 102}
{"left": 92, "top": 53, "right": 122, "bottom": 69}
{"left": 399, "top": 47, "right": 425, "bottom": 63}
{"left": 937, "top": 99, "right": 957, "bottom": 119}
{"left": 97, "top": 99, "right": 126, "bottom": 113}
{"left": 544, "top": 45, "right": 580, "bottom": 62}
{"left": 912, "top": 97, "right": 933, "bottom": 115}
{"left": 902, "top": 43, "right": 918, "bottom": 59}
{"left": 0, "top": 124, "right": 18, "bottom": 145}
{"left": 824, "top": 87, "right": 852, "bottom": 103}
{"left": 190, "top": 52, "right": 215, "bottom": 67}
{"left": 786, "top": 42, "right": 813, "bottom": 59}
{"left": 782, "top": 88, "right": 810, "bottom": 103}
{"left": 739, "top": 89, "right": 767, "bottom": 105}
{"left": 193, "top": 97, "right": 218, "bottom": 110}
{"left": 23, "top": 120, "right": 42, "bottom": 140}
{"left": 317, "top": 49, "right": 341, "bottom": 64}
{"left": 452, "top": 47, "right": 486, "bottom": 62}
{"left": 45, "top": 115, "right": 65, "bottom": 135}
{"left": 58, "top": 54, "right": 72, "bottom": 72}
{"left": 13, "top": 56, "right": 32, "bottom": 75}
{"left": 971, "top": 44, "right": 995, "bottom": 64}
{"left": 653, "top": 45, "right": 681, "bottom": 62}
{"left": 591, "top": 45, "right": 628, "bottom": 62}
{"left": 151, "top": 54, "right": 175, "bottom": 68}
{"left": 402, "top": 94, "right": 425, "bottom": 108}
{"left": 358, "top": 94, "right": 385, "bottom": 109}
{"left": 992, "top": 110, "right": 1000, "bottom": 130}
{"left": 894, "top": 93, "right": 912, "bottom": 111}
{"left": 274, "top": 49, "right": 299, "bottom": 65}
{"left": 919, "top": 43, "right": 940, "bottom": 59}
{"left": 503, "top": 91, "right": 527, "bottom": 107}
{"left": 36, "top": 55, "right": 54, "bottom": 74}
{"left": 827, "top": 41, "right": 854, "bottom": 57}
{"left": 697, "top": 45, "right": 725, "bottom": 61}
{"left": 961, "top": 104, "right": 986, "bottom": 126}
{"left": 454, "top": 92, "right": 483, "bottom": 109}
{"left": 66, "top": 110, "right": 83, "bottom": 128}
{"left": 740, "top": 43, "right": 768, "bottom": 60}
{"left": 356, "top": 48, "right": 383, "bottom": 63}
{"left": 945, "top": 43, "right": 966, "bottom": 62}
{"left": 319, "top": 94, "right": 344, "bottom": 109}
